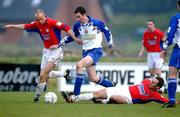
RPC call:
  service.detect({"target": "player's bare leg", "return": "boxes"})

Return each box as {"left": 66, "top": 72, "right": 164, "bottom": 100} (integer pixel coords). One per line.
{"left": 87, "top": 65, "right": 116, "bottom": 87}
{"left": 86, "top": 65, "right": 99, "bottom": 83}
{"left": 109, "top": 95, "right": 128, "bottom": 104}
{"left": 149, "top": 68, "right": 156, "bottom": 78}
{"left": 49, "top": 69, "right": 71, "bottom": 82}
{"left": 34, "top": 61, "right": 55, "bottom": 102}
{"left": 155, "top": 68, "right": 161, "bottom": 77}
{"left": 73, "top": 56, "right": 93, "bottom": 95}
{"left": 62, "top": 88, "right": 108, "bottom": 103}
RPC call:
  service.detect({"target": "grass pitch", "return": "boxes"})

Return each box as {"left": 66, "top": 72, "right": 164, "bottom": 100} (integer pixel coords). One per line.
{"left": 0, "top": 91, "right": 180, "bottom": 117}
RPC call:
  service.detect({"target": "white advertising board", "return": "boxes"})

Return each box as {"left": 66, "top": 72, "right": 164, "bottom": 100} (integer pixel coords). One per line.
{"left": 58, "top": 63, "right": 180, "bottom": 92}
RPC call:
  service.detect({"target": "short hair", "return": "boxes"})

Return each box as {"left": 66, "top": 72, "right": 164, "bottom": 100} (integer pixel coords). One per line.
{"left": 147, "top": 18, "right": 155, "bottom": 24}
{"left": 155, "top": 77, "right": 164, "bottom": 88}
{"left": 178, "top": 0, "right": 180, "bottom": 7}
{"left": 35, "top": 9, "right": 46, "bottom": 15}
{"left": 74, "top": 6, "right": 86, "bottom": 15}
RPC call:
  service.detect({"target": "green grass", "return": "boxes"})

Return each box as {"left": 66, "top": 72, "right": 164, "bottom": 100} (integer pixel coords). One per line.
{"left": 0, "top": 91, "right": 180, "bottom": 117}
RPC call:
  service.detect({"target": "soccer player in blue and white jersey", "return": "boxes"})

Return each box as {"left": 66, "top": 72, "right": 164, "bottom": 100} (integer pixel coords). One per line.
{"left": 162, "top": 0, "right": 180, "bottom": 108}
{"left": 61, "top": 6, "right": 115, "bottom": 96}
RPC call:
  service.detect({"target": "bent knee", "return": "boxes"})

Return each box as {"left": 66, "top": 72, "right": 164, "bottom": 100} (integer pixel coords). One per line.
{"left": 76, "top": 63, "right": 84, "bottom": 70}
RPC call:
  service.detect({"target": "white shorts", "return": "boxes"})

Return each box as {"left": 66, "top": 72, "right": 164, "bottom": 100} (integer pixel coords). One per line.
{"left": 106, "top": 86, "right": 132, "bottom": 104}
{"left": 147, "top": 52, "right": 164, "bottom": 69}
{"left": 41, "top": 47, "right": 63, "bottom": 69}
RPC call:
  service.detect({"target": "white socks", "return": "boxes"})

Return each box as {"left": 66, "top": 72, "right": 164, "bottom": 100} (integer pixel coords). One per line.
{"left": 49, "top": 71, "right": 65, "bottom": 78}
{"left": 76, "top": 93, "right": 108, "bottom": 104}
{"left": 35, "top": 82, "right": 46, "bottom": 97}
{"left": 101, "top": 99, "right": 108, "bottom": 104}
{"left": 76, "top": 93, "right": 94, "bottom": 101}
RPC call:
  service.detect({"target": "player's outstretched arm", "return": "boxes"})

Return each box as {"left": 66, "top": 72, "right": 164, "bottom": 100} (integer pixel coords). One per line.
{"left": 138, "top": 46, "right": 145, "bottom": 57}
{"left": 67, "top": 29, "right": 83, "bottom": 45}
{"left": 3, "top": 24, "right": 25, "bottom": 30}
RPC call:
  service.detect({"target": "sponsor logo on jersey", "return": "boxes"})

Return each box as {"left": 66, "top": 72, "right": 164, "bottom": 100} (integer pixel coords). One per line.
{"left": 138, "top": 84, "right": 149, "bottom": 96}
{"left": 84, "top": 29, "right": 88, "bottom": 33}
{"left": 56, "top": 22, "right": 62, "bottom": 26}
{"left": 46, "top": 29, "right": 49, "bottom": 32}
{"left": 42, "top": 34, "right": 50, "bottom": 40}
{"left": 81, "top": 34, "right": 96, "bottom": 40}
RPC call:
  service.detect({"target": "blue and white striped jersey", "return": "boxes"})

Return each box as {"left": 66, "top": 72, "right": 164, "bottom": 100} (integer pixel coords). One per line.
{"left": 63, "top": 16, "right": 113, "bottom": 50}
{"left": 167, "top": 13, "right": 180, "bottom": 47}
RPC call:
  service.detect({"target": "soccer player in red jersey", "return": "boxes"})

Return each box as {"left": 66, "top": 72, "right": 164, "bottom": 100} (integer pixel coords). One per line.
{"left": 3, "top": 9, "right": 82, "bottom": 102}
{"left": 138, "top": 19, "right": 165, "bottom": 78}
{"left": 61, "top": 77, "right": 180, "bottom": 105}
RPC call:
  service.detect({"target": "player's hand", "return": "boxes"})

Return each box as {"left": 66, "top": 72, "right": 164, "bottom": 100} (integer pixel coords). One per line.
{"left": 3, "top": 24, "right": 13, "bottom": 29}
{"left": 137, "top": 52, "right": 143, "bottom": 58}
{"left": 75, "top": 39, "right": 83, "bottom": 45}
{"left": 160, "top": 50, "right": 166, "bottom": 59}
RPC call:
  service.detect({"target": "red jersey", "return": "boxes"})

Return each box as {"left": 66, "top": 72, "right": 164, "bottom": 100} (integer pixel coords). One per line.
{"left": 129, "top": 79, "right": 168, "bottom": 104}
{"left": 143, "top": 29, "right": 164, "bottom": 52}
{"left": 24, "top": 17, "right": 70, "bottom": 49}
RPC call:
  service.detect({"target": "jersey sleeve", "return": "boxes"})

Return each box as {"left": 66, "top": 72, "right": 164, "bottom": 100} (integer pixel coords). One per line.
{"left": 152, "top": 92, "right": 169, "bottom": 104}
{"left": 142, "top": 33, "right": 148, "bottom": 48}
{"left": 159, "top": 30, "right": 164, "bottom": 39}
{"left": 96, "top": 20, "right": 113, "bottom": 44}
{"left": 72, "top": 23, "right": 80, "bottom": 37}
{"left": 61, "top": 23, "right": 80, "bottom": 45}
{"left": 24, "top": 21, "right": 40, "bottom": 33}
{"left": 156, "top": 29, "right": 164, "bottom": 40}
{"left": 167, "top": 16, "right": 178, "bottom": 46}
{"left": 158, "top": 30, "right": 164, "bottom": 50}
{"left": 51, "top": 19, "right": 70, "bottom": 32}
{"left": 24, "top": 21, "right": 37, "bottom": 30}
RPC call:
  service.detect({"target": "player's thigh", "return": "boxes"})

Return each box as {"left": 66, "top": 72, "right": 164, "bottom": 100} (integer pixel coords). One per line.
{"left": 83, "top": 48, "right": 103, "bottom": 65}
{"left": 77, "top": 56, "right": 93, "bottom": 69}
{"left": 109, "top": 95, "right": 128, "bottom": 104}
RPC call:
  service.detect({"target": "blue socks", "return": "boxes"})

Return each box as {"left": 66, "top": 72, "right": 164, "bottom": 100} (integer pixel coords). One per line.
{"left": 168, "top": 78, "right": 177, "bottom": 104}
{"left": 74, "top": 74, "right": 84, "bottom": 95}
{"left": 97, "top": 76, "right": 113, "bottom": 87}
{"left": 73, "top": 74, "right": 114, "bottom": 95}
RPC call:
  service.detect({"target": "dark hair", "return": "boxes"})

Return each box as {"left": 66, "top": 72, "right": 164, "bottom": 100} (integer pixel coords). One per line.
{"left": 156, "top": 77, "right": 164, "bottom": 88}
{"left": 147, "top": 18, "right": 155, "bottom": 24}
{"left": 74, "top": 6, "right": 86, "bottom": 15}
{"left": 178, "top": 0, "right": 180, "bottom": 7}
{"left": 35, "top": 9, "right": 45, "bottom": 14}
